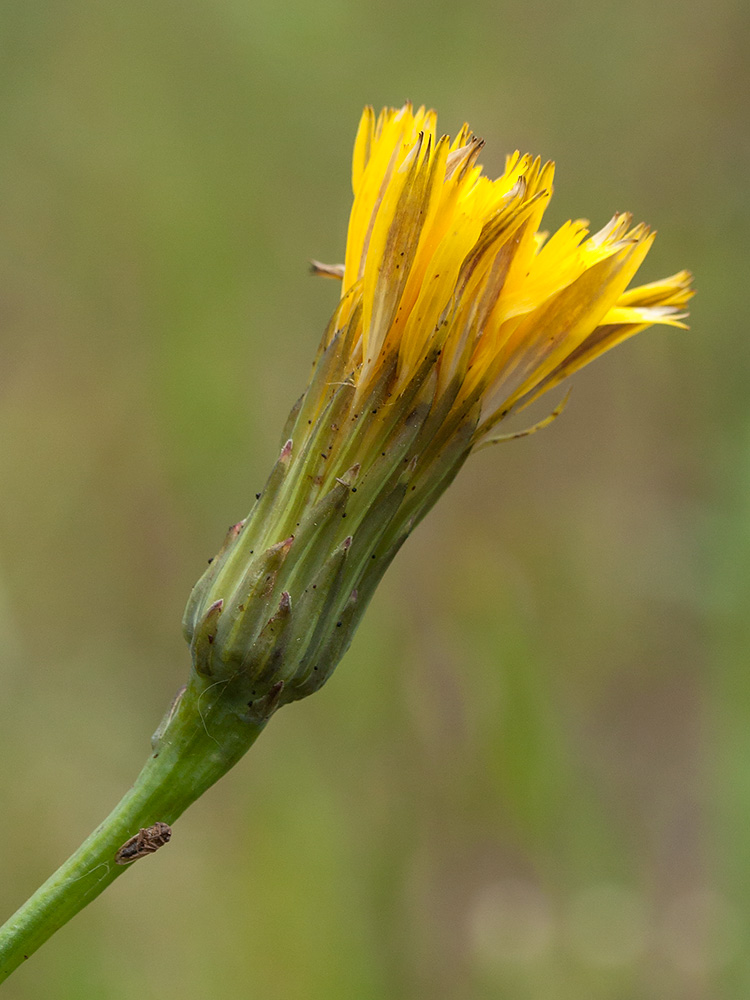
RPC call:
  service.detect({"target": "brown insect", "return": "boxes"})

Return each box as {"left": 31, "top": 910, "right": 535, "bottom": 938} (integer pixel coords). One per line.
{"left": 114, "top": 822, "right": 172, "bottom": 865}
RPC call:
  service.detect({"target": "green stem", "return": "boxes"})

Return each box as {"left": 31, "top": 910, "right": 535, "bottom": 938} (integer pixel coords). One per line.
{"left": 0, "top": 680, "right": 266, "bottom": 985}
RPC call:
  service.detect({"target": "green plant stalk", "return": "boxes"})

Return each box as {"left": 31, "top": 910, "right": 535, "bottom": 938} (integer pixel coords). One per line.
{"left": 0, "top": 679, "right": 267, "bottom": 985}
{"left": 0, "top": 368, "right": 469, "bottom": 986}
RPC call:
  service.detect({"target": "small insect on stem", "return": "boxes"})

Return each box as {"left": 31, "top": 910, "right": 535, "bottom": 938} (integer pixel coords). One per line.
{"left": 114, "top": 822, "right": 172, "bottom": 865}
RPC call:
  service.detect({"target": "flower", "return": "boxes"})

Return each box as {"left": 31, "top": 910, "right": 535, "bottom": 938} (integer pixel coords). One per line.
{"left": 0, "top": 105, "right": 695, "bottom": 982}
{"left": 338, "top": 103, "right": 692, "bottom": 440}
{"left": 182, "top": 103, "right": 693, "bottom": 718}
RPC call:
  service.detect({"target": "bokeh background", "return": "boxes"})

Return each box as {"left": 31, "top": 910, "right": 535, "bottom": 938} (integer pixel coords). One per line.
{"left": 0, "top": 1, "right": 747, "bottom": 997}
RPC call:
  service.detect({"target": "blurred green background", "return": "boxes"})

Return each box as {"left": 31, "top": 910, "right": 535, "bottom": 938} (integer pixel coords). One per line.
{"left": 0, "top": 0, "right": 747, "bottom": 997}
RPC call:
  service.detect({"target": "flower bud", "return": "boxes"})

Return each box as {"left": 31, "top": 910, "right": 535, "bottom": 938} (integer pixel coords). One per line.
{"left": 182, "top": 103, "right": 693, "bottom": 723}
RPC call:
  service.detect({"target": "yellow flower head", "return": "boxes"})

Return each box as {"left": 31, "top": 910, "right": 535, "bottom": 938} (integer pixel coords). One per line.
{"left": 315, "top": 102, "right": 693, "bottom": 447}
{"left": 184, "top": 103, "right": 693, "bottom": 710}
{"left": 0, "top": 104, "right": 698, "bottom": 980}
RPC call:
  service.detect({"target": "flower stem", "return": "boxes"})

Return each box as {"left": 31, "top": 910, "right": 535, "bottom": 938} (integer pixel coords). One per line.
{"left": 0, "top": 680, "right": 266, "bottom": 984}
